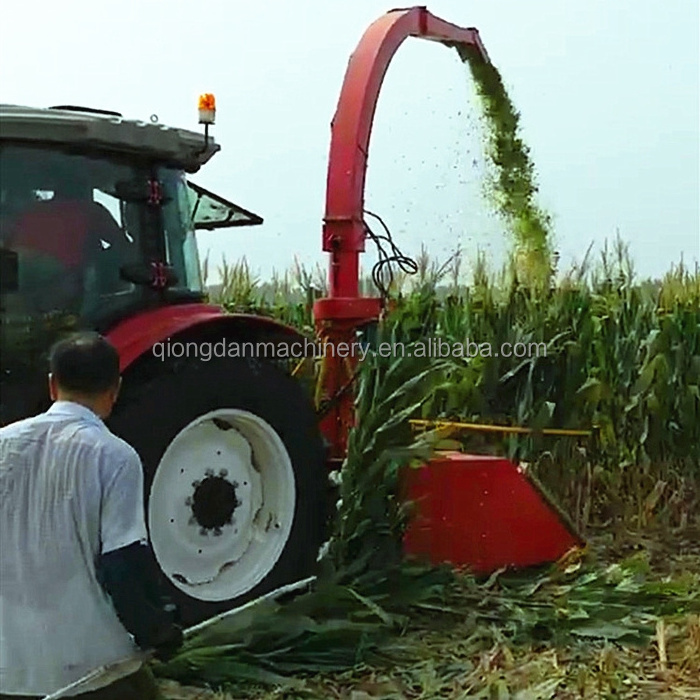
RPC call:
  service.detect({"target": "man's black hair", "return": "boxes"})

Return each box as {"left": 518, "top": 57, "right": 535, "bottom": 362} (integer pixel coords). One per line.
{"left": 49, "top": 331, "right": 120, "bottom": 395}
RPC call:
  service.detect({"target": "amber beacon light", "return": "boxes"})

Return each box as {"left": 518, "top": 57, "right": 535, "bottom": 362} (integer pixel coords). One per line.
{"left": 198, "top": 93, "right": 216, "bottom": 124}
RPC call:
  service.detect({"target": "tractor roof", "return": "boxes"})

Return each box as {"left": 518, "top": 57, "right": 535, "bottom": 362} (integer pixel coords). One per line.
{"left": 0, "top": 103, "right": 220, "bottom": 172}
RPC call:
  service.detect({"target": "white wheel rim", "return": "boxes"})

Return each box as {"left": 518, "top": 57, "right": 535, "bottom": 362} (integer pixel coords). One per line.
{"left": 148, "top": 409, "right": 296, "bottom": 602}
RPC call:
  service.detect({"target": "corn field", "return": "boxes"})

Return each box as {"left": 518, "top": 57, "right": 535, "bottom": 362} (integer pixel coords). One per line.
{"left": 154, "top": 243, "right": 700, "bottom": 699}
{"left": 151, "top": 28, "right": 700, "bottom": 698}
{"left": 190, "top": 59, "right": 700, "bottom": 691}
{"left": 202, "top": 239, "right": 700, "bottom": 536}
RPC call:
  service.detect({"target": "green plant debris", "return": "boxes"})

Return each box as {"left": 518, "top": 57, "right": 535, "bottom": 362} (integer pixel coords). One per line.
{"left": 153, "top": 543, "right": 700, "bottom": 698}
{"left": 457, "top": 44, "right": 554, "bottom": 288}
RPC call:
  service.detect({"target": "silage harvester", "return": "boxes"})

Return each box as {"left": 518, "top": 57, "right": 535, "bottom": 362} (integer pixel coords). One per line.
{"left": 0, "top": 7, "right": 582, "bottom": 628}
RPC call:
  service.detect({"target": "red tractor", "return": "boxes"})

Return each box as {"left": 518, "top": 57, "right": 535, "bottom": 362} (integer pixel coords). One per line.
{"left": 0, "top": 7, "right": 580, "bottom": 627}
{"left": 0, "top": 100, "right": 328, "bottom": 627}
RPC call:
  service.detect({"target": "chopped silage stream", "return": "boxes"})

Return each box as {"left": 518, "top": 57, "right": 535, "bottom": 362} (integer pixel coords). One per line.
{"left": 457, "top": 43, "right": 554, "bottom": 287}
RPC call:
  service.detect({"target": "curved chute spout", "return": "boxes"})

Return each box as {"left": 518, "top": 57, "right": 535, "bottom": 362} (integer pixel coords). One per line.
{"left": 313, "top": 6, "right": 490, "bottom": 459}
{"left": 320, "top": 6, "right": 490, "bottom": 300}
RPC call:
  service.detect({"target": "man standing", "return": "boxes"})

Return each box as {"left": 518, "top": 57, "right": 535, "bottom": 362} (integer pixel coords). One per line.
{"left": 0, "top": 332, "right": 182, "bottom": 699}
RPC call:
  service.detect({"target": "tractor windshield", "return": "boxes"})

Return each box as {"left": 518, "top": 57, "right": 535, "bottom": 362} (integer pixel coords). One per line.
{"left": 0, "top": 143, "right": 204, "bottom": 423}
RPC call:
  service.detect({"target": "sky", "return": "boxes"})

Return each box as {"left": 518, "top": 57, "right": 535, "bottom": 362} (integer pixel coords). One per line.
{"left": 1, "top": 0, "right": 698, "bottom": 284}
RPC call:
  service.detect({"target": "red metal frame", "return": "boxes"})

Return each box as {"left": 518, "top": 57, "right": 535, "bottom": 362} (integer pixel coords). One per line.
{"left": 314, "top": 6, "right": 489, "bottom": 457}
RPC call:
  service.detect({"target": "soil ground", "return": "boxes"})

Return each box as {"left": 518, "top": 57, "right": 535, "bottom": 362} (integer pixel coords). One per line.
{"left": 157, "top": 527, "right": 700, "bottom": 700}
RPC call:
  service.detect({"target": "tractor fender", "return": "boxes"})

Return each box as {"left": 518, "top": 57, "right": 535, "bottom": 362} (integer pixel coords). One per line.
{"left": 105, "top": 303, "right": 308, "bottom": 372}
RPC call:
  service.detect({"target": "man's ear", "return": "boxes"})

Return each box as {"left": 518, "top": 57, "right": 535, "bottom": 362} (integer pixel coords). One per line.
{"left": 48, "top": 373, "right": 58, "bottom": 401}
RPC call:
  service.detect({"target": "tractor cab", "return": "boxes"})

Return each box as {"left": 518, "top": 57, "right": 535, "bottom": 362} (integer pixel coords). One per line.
{"left": 0, "top": 101, "right": 262, "bottom": 424}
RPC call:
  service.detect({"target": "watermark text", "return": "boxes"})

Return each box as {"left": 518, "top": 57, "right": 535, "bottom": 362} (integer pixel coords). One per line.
{"left": 151, "top": 337, "right": 547, "bottom": 362}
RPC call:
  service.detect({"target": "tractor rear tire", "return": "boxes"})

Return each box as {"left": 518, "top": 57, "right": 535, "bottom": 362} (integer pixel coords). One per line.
{"left": 107, "top": 355, "right": 328, "bottom": 627}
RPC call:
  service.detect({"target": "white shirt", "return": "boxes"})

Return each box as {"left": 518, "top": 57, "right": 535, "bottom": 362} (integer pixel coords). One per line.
{"left": 0, "top": 400, "right": 148, "bottom": 696}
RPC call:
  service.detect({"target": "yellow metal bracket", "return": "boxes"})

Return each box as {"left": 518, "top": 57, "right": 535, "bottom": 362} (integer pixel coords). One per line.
{"left": 410, "top": 419, "right": 593, "bottom": 437}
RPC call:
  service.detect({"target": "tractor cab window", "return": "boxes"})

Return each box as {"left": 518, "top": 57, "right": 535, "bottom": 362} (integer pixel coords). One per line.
{"left": 0, "top": 143, "right": 203, "bottom": 389}
{"left": 187, "top": 180, "right": 263, "bottom": 230}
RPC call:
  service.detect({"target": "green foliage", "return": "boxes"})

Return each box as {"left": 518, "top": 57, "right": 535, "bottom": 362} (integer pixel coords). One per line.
{"left": 158, "top": 242, "right": 699, "bottom": 695}
{"left": 325, "top": 332, "right": 458, "bottom": 579}
{"left": 457, "top": 551, "right": 700, "bottom": 647}
{"left": 208, "top": 240, "right": 699, "bottom": 531}
{"left": 201, "top": 254, "right": 324, "bottom": 333}
{"left": 152, "top": 565, "right": 454, "bottom": 689}
{"left": 153, "top": 542, "right": 699, "bottom": 693}
{"left": 375, "top": 240, "right": 698, "bottom": 527}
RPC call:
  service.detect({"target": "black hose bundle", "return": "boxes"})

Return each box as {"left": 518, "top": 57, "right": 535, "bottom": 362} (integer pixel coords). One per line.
{"left": 363, "top": 209, "right": 417, "bottom": 298}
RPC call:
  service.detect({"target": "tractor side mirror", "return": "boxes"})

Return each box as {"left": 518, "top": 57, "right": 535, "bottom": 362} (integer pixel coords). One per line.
{"left": 0, "top": 248, "right": 19, "bottom": 292}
